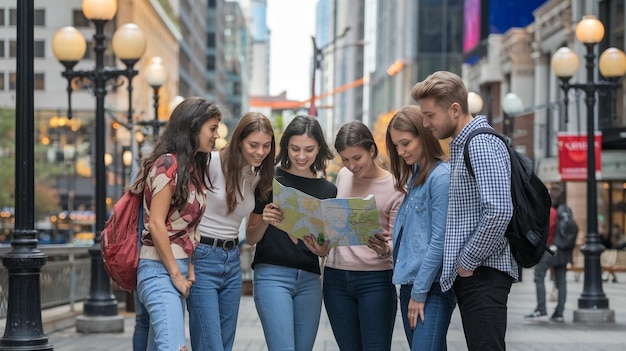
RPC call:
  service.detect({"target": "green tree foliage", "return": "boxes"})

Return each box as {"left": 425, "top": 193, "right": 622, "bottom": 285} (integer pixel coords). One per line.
{"left": 0, "top": 108, "right": 62, "bottom": 220}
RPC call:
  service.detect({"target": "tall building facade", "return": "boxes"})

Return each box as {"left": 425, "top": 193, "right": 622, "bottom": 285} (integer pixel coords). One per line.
{"left": 248, "top": 0, "right": 270, "bottom": 96}
{"left": 464, "top": 0, "right": 626, "bottom": 243}
{"left": 369, "top": 0, "right": 464, "bottom": 121}
{"left": 177, "top": 0, "right": 207, "bottom": 98}
{"left": 315, "top": 0, "right": 332, "bottom": 137}
{"left": 207, "top": 0, "right": 228, "bottom": 112}
{"left": 224, "top": 0, "right": 251, "bottom": 119}
{"left": 0, "top": 0, "right": 179, "bottom": 213}
{"left": 314, "top": 0, "right": 464, "bottom": 137}
{"left": 331, "top": 0, "right": 366, "bottom": 135}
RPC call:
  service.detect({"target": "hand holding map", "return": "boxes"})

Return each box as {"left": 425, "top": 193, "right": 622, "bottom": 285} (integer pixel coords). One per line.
{"left": 272, "top": 179, "right": 382, "bottom": 247}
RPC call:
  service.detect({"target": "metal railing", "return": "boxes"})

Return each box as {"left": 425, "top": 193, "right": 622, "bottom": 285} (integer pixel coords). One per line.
{"left": 0, "top": 244, "right": 91, "bottom": 318}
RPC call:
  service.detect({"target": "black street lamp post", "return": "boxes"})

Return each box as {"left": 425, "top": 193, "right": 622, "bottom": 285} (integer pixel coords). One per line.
{"left": 551, "top": 15, "right": 626, "bottom": 322}
{"left": 51, "top": 0, "right": 147, "bottom": 332}
{"left": 0, "top": 1, "right": 52, "bottom": 349}
{"left": 138, "top": 56, "right": 167, "bottom": 139}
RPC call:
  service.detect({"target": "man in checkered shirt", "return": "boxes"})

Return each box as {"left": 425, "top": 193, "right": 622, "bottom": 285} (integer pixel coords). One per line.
{"left": 411, "top": 71, "right": 517, "bottom": 351}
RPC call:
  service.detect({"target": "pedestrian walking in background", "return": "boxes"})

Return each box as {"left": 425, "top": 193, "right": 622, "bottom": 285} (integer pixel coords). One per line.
{"left": 413, "top": 71, "right": 517, "bottom": 351}
{"left": 130, "top": 97, "right": 222, "bottom": 351}
{"left": 187, "top": 112, "right": 275, "bottom": 351}
{"left": 247, "top": 115, "right": 336, "bottom": 351}
{"left": 386, "top": 105, "right": 455, "bottom": 350}
{"left": 317, "top": 121, "right": 403, "bottom": 351}
{"left": 526, "top": 182, "right": 578, "bottom": 322}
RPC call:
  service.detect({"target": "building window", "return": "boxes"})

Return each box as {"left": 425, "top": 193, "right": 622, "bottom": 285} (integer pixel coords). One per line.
{"left": 207, "top": 55, "right": 215, "bottom": 70}
{"left": 207, "top": 33, "right": 215, "bottom": 48}
{"left": 34, "top": 9, "right": 45, "bottom": 26}
{"left": 73, "top": 10, "right": 90, "bottom": 27}
{"left": 9, "top": 40, "right": 44, "bottom": 58}
{"left": 0, "top": 40, "right": 4, "bottom": 58}
{"left": 8, "top": 9, "right": 44, "bottom": 26}
{"left": 9, "top": 9, "right": 16, "bottom": 26}
{"left": 9, "top": 72, "right": 16, "bottom": 90}
{"left": 8, "top": 72, "right": 44, "bottom": 90}
{"left": 0, "top": 9, "right": 5, "bottom": 26}
{"left": 34, "top": 73, "right": 44, "bottom": 90}
{"left": 34, "top": 40, "right": 44, "bottom": 58}
{"left": 9, "top": 40, "right": 15, "bottom": 58}
{"left": 0, "top": 72, "right": 4, "bottom": 91}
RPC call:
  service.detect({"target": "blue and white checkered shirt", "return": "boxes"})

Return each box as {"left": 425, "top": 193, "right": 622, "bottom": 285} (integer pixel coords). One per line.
{"left": 440, "top": 116, "right": 518, "bottom": 292}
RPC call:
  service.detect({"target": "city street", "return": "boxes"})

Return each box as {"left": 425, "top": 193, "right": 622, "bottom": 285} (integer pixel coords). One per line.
{"left": 41, "top": 268, "right": 626, "bottom": 350}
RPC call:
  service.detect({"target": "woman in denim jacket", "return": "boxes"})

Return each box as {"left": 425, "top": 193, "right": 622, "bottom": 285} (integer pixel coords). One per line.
{"left": 386, "top": 105, "right": 456, "bottom": 350}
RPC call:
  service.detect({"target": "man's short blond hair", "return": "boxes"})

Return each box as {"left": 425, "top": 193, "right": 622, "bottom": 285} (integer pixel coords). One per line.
{"left": 411, "top": 71, "right": 469, "bottom": 114}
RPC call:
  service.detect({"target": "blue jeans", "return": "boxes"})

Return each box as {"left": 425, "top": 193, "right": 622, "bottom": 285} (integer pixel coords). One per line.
{"left": 400, "top": 283, "right": 455, "bottom": 351}
{"left": 187, "top": 244, "right": 242, "bottom": 351}
{"left": 453, "top": 266, "right": 513, "bottom": 351}
{"left": 133, "top": 292, "right": 150, "bottom": 351}
{"left": 534, "top": 251, "right": 567, "bottom": 315}
{"left": 253, "top": 264, "right": 322, "bottom": 351}
{"left": 323, "top": 267, "right": 397, "bottom": 351}
{"left": 137, "top": 258, "right": 189, "bottom": 351}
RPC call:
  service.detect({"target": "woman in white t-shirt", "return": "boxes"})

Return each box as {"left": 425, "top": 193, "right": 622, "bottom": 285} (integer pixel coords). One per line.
{"left": 187, "top": 112, "right": 275, "bottom": 351}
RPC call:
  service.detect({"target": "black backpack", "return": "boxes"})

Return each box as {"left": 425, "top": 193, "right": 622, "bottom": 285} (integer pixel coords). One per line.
{"left": 553, "top": 204, "right": 578, "bottom": 251}
{"left": 464, "top": 127, "right": 554, "bottom": 268}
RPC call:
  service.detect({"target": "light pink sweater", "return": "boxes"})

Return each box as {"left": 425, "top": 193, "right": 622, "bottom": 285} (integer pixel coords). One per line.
{"left": 324, "top": 167, "right": 404, "bottom": 271}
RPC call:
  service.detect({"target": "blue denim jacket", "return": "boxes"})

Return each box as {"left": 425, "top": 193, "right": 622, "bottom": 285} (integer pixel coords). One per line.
{"left": 392, "top": 161, "right": 450, "bottom": 302}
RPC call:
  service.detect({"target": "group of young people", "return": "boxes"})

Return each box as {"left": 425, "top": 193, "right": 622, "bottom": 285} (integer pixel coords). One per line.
{"left": 128, "top": 70, "right": 518, "bottom": 351}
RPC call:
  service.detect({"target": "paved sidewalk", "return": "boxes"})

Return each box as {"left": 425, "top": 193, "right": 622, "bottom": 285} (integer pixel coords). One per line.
{"left": 33, "top": 269, "right": 626, "bottom": 350}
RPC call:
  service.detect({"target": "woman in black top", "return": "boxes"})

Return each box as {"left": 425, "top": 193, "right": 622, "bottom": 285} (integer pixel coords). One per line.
{"left": 247, "top": 115, "right": 336, "bottom": 350}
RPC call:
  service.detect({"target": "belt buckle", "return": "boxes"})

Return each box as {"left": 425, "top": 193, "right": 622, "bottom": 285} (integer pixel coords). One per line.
{"left": 224, "top": 240, "right": 234, "bottom": 250}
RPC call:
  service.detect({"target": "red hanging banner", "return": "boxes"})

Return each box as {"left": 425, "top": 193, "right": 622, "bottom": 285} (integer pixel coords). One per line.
{"left": 557, "top": 132, "right": 602, "bottom": 181}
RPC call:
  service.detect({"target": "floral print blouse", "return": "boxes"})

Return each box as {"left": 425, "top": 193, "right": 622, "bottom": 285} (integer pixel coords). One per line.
{"left": 140, "top": 154, "right": 206, "bottom": 259}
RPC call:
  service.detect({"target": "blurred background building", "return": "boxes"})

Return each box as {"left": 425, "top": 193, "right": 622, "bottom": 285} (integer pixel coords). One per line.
{"left": 0, "top": 0, "right": 623, "bottom": 244}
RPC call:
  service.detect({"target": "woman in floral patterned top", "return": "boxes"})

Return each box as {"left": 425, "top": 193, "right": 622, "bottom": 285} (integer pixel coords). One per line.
{"left": 128, "top": 97, "right": 222, "bottom": 351}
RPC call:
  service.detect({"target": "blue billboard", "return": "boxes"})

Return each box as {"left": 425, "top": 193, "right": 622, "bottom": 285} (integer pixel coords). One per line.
{"left": 464, "top": 0, "right": 547, "bottom": 61}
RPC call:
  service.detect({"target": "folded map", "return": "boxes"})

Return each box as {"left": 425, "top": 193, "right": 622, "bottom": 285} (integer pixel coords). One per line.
{"left": 272, "top": 179, "right": 383, "bottom": 246}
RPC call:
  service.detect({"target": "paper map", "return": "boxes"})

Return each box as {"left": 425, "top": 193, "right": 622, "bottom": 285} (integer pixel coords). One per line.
{"left": 272, "top": 179, "right": 382, "bottom": 246}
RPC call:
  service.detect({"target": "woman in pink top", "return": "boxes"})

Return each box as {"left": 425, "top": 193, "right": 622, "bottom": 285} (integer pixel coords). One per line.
{"left": 310, "top": 121, "right": 404, "bottom": 351}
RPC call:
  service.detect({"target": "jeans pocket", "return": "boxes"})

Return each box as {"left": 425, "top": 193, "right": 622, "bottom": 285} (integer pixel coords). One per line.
{"left": 192, "top": 243, "right": 210, "bottom": 260}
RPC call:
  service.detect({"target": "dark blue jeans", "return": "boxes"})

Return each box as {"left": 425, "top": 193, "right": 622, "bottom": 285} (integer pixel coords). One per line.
{"left": 453, "top": 266, "right": 513, "bottom": 351}
{"left": 534, "top": 251, "right": 567, "bottom": 315}
{"left": 323, "top": 267, "right": 397, "bottom": 351}
{"left": 400, "top": 283, "right": 455, "bottom": 351}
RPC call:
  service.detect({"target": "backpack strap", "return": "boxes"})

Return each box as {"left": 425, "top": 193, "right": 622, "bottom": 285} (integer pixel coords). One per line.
{"left": 138, "top": 194, "right": 144, "bottom": 250}
{"left": 463, "top": 127, "right": 512, "bottom": 178}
